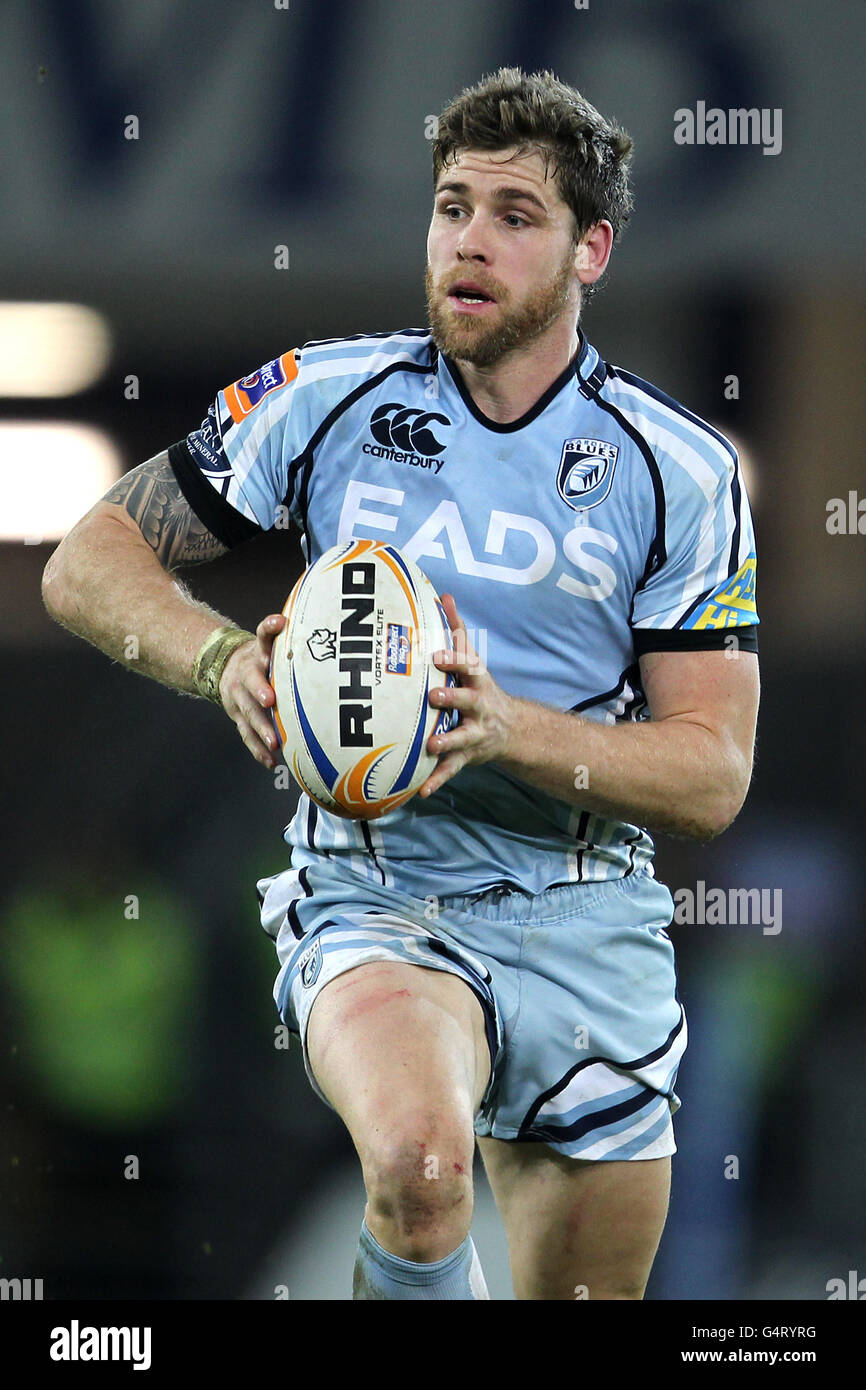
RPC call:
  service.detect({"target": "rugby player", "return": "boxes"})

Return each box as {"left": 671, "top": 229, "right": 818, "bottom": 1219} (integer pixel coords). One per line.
{"left": 42, "top": 68, "right": 760, "bottom": 1300}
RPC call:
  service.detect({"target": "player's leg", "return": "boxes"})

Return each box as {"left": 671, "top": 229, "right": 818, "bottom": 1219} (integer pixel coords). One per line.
{"left": 306, "top": 959, "right": 491, "bottom": 1290}
{"left": 478, "top": 1136, "right": 670, "bottom": 1300}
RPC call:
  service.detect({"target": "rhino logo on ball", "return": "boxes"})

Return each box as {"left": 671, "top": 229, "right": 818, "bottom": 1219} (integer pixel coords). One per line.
{"left": 307, "top": 628, "right": 337, "bottom": 661}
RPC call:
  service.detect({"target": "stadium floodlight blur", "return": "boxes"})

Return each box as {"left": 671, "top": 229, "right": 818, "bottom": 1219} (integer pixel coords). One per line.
{"left": 0, "top": 303, "right": 111, "bottom": 397}
{"left": 0, "top": 423, "right": 121, "bottom": 542}
{"left": 0, "top": 303, "right": 118, "bottom": 540}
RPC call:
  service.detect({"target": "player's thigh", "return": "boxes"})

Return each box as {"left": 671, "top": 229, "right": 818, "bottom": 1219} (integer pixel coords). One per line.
{"left": 307, "top": 960, "right": 491, "bottom": 1148}
{"left": 478, "top": 1136, "right": 670, "bottom": 1300}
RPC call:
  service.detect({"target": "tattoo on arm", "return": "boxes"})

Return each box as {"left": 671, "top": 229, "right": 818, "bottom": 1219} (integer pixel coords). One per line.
{"left": 102, "top": 450, "right": 229, "bottom": 570}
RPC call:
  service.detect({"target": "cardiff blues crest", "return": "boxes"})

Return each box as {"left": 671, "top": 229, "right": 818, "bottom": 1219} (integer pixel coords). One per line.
{"left": 557, "top": 438, "right": 619, "bottom": 511}
{"left": 298, "top": 938, "right": 323, "bottom": 989}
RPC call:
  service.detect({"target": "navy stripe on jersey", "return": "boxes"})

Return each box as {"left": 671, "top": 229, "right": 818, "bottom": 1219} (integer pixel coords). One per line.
{"left": 610, "top": 363, "right": 745, "bottom": 581}
{"left": 571, "top": 662, "right": 642, "bottom": 715}
{"left": 728, "top": 461, "right": 743, "bottom": 573}
{"left": 167, "top": 439, "right": 261, "bottom": 549}
{"left": 577, "top": 355, "right": 607, "bottom": 399}
{"left": 621, "top": 683, "right": 647, "bottom": 721}
{"left": 288, "top": 356, "right": 435, "bottom": 534}
{"left": 300, "top": 328, "right": 432, "bottom": 349}
{"left": 610, "top": 367, "right": 738, "bottom": 464}
{"left": 586, "top": 382, "right": 668, "bottom": 597}
{"left": 441, "top": 339, "right": 584, "bottom": 433}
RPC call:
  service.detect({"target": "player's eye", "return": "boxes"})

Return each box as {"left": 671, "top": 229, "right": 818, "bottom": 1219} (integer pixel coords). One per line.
{"left": 503, "top": 212, "right": 528, "bottom": 228}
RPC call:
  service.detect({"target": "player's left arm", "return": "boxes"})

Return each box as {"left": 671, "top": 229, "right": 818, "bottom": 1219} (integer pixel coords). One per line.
{"left": 421, "top": 596, "right": 759, "bottom": 841}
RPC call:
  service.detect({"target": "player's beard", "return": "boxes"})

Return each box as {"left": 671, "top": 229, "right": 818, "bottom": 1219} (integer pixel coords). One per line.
{"left": 425, "top": 246, "right": 577, "bottom": 368}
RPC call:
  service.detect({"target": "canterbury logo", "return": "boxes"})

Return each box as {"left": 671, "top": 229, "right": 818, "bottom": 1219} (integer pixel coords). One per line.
{"left": 369, "top": 403, "right": 450, "bottom": 456}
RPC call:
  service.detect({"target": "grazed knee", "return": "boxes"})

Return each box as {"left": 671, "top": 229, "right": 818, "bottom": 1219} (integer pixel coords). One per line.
{"left": 362, "top": 1123, "right": 474, "bottom": 1260}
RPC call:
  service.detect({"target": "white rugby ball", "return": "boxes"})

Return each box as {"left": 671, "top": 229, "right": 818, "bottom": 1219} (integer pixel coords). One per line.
{"left": 268, "top": 539, "right": 457, "bottom": 819}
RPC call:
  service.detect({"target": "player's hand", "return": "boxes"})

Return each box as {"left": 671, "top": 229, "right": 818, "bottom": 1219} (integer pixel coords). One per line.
{"left": 219, "top": 613, "right": 286, "bottom": 769}
{"left": 420, "top": 593, "right": 517, "bottom": 797}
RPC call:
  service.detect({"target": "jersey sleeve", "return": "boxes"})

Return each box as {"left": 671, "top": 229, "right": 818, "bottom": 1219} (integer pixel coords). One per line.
{"left": 167, "top": 347, "right": 311, "bottom": 548}
{"left": 630, "top": 436, "right": 759, "bottom": 656}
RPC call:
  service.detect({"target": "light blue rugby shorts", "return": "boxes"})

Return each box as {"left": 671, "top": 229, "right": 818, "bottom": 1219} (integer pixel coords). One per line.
{"left": 257, "top": 861, "right": 686, "bottom": 1161}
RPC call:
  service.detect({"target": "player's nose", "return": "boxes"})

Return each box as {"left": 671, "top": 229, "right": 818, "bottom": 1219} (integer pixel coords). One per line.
{"left": 456, "top": 213, "right": 492, "bottom": 262}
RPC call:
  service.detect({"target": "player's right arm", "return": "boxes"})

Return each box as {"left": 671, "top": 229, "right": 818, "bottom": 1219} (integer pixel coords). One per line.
{"left": 41, "top": 447, "right": 284, "bottom": 768}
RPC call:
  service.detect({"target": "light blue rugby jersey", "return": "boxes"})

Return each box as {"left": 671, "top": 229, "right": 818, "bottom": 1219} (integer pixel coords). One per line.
{"left": 168, "top": 328, "right": 759, "bottom": 898}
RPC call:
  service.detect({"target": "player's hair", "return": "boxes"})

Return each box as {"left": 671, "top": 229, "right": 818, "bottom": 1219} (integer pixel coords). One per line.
{"left": 432, "top": 67, "right": 634, "bottom": 300}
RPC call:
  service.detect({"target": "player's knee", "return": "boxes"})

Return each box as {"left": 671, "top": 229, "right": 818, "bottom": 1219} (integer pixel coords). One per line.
{"left": 363, "top": 1123, "right": 474, "bottom": 1252}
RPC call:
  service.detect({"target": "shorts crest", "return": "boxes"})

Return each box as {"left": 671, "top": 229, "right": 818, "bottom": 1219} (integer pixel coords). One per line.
{"left": 298, "top": 938, "right": 323, "bottom": 988}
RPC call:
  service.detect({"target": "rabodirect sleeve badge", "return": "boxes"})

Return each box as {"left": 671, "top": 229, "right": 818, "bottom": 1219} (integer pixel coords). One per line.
{"left": 557, "top": 437, "right": 619, "bottom": 511}
{"left": 223, "top": 350, "right": 298, "bottom": 425}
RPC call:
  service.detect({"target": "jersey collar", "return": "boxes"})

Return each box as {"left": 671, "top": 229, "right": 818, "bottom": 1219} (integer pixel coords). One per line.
{"left": 575, "top": 328, "right": 603, "bottom": 388}
{"left": 438, "top": 328, "right": 602, "bottom": 433}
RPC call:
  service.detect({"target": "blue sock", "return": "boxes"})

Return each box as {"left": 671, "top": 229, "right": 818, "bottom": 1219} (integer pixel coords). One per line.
{"left": 352, "top": 1219, "right": 489, "bottom": 1300}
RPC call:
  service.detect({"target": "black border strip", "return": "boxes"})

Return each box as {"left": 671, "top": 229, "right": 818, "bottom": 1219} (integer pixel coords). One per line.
{"left": 633, "top": 624, "right": 758, "bottom": 656}
{"left": 167, "top": 439, "right": 262, "bottom": 550}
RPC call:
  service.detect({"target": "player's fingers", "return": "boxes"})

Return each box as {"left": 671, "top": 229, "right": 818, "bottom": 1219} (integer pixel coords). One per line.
{"left": 428, "top": 722, "right": 476, "bottom": 757}
{"left": 228, "top": 680, "right": 280, "bottom": 756}
{"left": 432, "top": 646, "right": 481, "bottom": 675}
{"left": 420, "top": 748, "right": 469, "bottom": 796}
{"left": 220, "top": 643, "right": 274, "bottom": 711}
{"left": 253, "top": 667, "right": 277, "bottom": 708}
{"left": 438, "top": 593, "right": 482, "bottom": 664}
{"left": 429, "top": 683, "right": 478, "bottom": 712}
{"left": 255, "top": 612, "right": 287, "bottom": 660}
{"left": 256, "top": 612, "right": 287, "bottom": 642}
{"left": 233, "top": 712, "right": 278, "bottom": 769}
{"left": 439, "top": 592, "right": 465, "bottom": 639}
{"left": 241, "top": 639, "right": 279, "bottom": 707}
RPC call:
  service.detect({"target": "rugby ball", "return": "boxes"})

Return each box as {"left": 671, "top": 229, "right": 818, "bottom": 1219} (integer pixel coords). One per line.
{"left": 268, "top": 539, "right": 457, "bottom": 819}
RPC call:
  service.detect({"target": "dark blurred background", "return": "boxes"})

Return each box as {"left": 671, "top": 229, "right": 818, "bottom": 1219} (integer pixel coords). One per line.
{"left": 1, "top": 0, "right": 864, "bottom": 1300}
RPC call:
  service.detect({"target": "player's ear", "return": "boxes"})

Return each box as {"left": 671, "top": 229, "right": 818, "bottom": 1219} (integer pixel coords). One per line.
{"left": 574, "top": 221, "right": 614, "bottom": 286}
